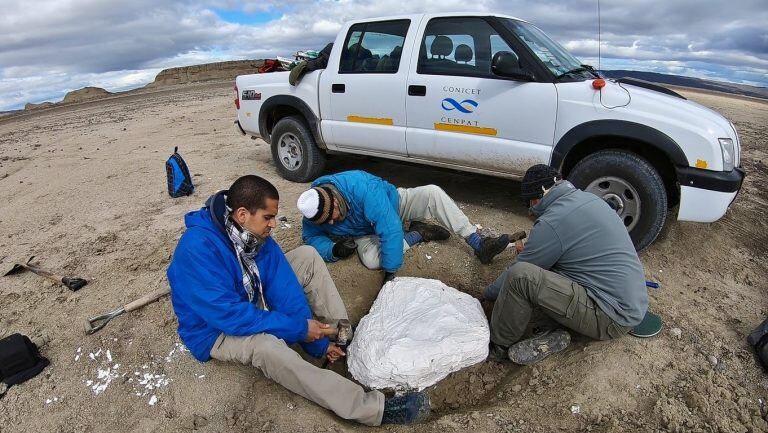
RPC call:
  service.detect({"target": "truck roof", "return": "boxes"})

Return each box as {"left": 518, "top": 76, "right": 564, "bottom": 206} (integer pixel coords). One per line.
{"left": 343, "top": 12, "right": 529, "bottom": 26}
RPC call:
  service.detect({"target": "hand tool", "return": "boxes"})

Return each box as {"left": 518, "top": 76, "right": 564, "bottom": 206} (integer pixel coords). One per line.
{"left": 3, "top": 256, "right": 88, "bottom": 291}
{"left": 322, "top": 319, "right": 352, "bottom": 368}
{"left": 84, "top": 286, "right": 170, "bottom": 335}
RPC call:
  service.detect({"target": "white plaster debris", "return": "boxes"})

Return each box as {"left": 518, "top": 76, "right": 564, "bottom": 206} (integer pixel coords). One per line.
{"left": 165, "top": 342, "right": 190, "bottom": 363}
{"left": 570, "top": 404, "right": 581, "bottom": 415}
{"left": 137, "top": 372, "right": 171, "bottom": 391}
{"left": 45, "top": 397, "right": 60, "bottom": 405}
{"left": 425, "top": 254, "right": 432, "bottom": 260}
{"left": 197, "top": 374, "right": 205, "bottom": 379}
{"left": 75, "top": 347, "right": 82, "bottom": 361}
{"left": 91, "top": 365, "right": 120, "bottom": 395}
{"left": 82, "top": 341, "right": 183, "bottom": 400}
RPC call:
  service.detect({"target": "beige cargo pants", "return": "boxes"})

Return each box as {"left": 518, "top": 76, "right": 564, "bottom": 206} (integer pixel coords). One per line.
{"left": 209, "top": 246, "right": 384, "bottom": 426}
{"left": 355, "top": 185, "right": 477, "bottom": 270}
{"left": 490, "top": 261, "right": 631, "bottom": 347}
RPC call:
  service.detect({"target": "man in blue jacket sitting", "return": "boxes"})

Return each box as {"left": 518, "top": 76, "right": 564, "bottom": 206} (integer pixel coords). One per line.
{"left": 297, "top": 170, "right": 512, "bottom": 282}
{"left": 167, "top": 175, "right": 429, "bottom": 425}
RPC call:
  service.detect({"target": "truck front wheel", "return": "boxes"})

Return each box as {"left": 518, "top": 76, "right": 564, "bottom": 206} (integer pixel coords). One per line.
{"left": 270, "top": 116, "right": 326, "bottom": 182}
{"left": 567, "top": 150, "right": 667, "bottom": 251}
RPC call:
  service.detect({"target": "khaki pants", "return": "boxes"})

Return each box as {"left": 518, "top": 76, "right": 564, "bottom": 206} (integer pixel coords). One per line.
{"left": 209, "top": 246, "right": 384, "bottom": 426}
{"left": 355, "top": 185, "right": 477, "bottom": 270}
{"left": 490, "top": 262, "right": 631, "bottom": 347}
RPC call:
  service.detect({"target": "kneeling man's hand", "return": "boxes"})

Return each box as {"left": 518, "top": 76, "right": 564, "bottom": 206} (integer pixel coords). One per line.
{"left": 305, "top": 319, "right": 337, "bottom": 342}
{"left": 332, "top": 239, "right": 357, "bottom": 259}
{"left": 326, "top": 344, "right": 346, "bottom": 363}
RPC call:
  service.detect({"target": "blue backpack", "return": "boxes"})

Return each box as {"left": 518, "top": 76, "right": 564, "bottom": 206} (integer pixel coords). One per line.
{"left": 165, "top": 147, "right": 194, "bottom": 198}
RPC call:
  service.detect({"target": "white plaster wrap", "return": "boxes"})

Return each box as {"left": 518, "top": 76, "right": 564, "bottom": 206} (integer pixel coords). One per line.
{"left": 347, "top": 277, "right": 490, "bottom": 391}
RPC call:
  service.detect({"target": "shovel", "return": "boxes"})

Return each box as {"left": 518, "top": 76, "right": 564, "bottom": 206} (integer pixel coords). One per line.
{"left": 3, "top": 256, "right": 88, "bottom": 291}
{"left": 84, "top": 286, "right": 170, "bottom": 335}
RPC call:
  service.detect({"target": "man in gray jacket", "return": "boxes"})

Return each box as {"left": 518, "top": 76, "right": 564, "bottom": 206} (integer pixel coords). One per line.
{"left": 485, "top": 164, "right": 648, "bottom": 365}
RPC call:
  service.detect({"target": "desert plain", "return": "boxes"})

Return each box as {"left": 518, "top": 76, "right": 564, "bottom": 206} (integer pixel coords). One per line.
{"left": 0, "top": 81, "right": 767, "bottom": 432}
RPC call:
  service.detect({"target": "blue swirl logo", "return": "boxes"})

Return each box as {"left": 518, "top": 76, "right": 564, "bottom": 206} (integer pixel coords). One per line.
{"left": 441, "top": 98, "right": 478, "bottom": 113}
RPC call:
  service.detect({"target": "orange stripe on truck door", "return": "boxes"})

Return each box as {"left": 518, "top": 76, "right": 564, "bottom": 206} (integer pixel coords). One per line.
{"left": 434, "top": 123, "right": 498, "bottom": 136}
{"left": 347, "top": 116, "right": 394, "bottom": 125}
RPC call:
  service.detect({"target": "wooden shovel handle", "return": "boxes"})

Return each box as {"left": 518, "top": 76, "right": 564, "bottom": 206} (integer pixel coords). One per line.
{"left": 124, "top": 286, "right": 171, "bottom": 312}
{"left": 22, "top": 263, "right": 63, "bottom": 283}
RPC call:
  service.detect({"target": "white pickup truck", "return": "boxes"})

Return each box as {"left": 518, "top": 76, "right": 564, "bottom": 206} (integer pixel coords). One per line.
{"left": 234, "top": 12, "right": 744, "bottom": 250}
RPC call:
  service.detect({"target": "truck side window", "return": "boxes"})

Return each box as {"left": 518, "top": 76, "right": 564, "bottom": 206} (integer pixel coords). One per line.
{"left": 418, "top": 17, "right": 523, "bottom": 78}
{"left": 339, "top": 20, "right": 410, "bottom": 74}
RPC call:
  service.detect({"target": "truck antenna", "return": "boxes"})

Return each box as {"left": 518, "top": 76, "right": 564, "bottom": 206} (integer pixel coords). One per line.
{"left": 597, "top": 0, "right": 602, "bottom": 72}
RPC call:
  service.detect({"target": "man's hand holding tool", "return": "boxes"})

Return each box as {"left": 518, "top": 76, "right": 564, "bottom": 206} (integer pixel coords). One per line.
{"left": 305, "top": 319, "right": 337, "bottom": 342}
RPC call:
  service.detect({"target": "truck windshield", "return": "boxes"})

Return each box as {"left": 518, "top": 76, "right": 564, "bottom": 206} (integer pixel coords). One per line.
{"left": 499, "top": 18, "right": 594, "bottom": 80}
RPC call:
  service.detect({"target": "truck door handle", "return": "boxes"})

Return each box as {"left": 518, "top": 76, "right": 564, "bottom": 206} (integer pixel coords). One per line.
{"left": 408, "top": 85, "right": 426, "bottom": 96}
{"left": 332, "top": 84, "right": 345, "bottom": 93}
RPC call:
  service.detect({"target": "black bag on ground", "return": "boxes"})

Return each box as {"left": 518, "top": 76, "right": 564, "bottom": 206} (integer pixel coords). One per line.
{"left": 0, "top": 333, "right": 49, "bottom": 387}
{"left": 748, "top": 317, "right": 768, "bottom": 372}
{"left": 165, "top": 146, "right": 194, "bottom": 198}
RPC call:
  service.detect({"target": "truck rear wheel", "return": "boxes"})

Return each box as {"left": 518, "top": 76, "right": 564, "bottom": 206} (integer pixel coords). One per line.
{"left": 568, "top": 150, "right": 667, "bottom": 251}
{"left": 270, "top": 116, "right": 326, "bottom": 182}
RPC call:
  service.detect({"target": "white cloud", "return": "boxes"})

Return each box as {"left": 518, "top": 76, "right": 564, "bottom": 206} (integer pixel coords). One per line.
{"left": 1, "top": 0, "right": 766, "bottom": 110}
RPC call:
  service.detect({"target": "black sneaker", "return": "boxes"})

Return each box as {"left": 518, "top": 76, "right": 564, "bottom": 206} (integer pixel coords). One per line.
{"left": 381, "top": 392, "right": 431, "bottom": 425}
{"left": 507, "top": 329, "right": 571, "bottom": 365}
{"left": 487, "top": 342, "right": 510, "bottom": 363}
{"left": 409, "top": 221, "right": 451, "bottom": 242}
{"left": 475, "top": 234, "right": 510, "bottom": 264}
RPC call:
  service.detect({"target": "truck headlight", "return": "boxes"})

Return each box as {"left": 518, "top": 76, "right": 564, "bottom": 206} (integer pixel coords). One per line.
{"left": 719, "top": 138, "right": 735, "bottom": 171}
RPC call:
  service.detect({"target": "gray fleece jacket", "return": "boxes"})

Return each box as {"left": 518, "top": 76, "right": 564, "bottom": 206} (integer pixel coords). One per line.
{"left": 499, "top": 181, "right": 648, "bottom": 327}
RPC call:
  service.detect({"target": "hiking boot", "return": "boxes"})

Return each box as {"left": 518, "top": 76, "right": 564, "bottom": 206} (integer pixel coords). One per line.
{"left": 475, "top": 234, "right": 510, "bottom": 264}
{"left": 381, "top": 392, "right": 431, "bottom": 425}
{"left": 507, "top": 329, "right": 571, "bottom": 365}
{"left": 409, "top": 221, "right": 450, "bottom": 242}
{"left": 288, "top": 60, "right": 308, "bottom": 86}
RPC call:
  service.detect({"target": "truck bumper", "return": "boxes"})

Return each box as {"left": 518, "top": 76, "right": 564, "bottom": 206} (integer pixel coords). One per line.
{"left": 676, "top": 166, "right": 745, "bottom": 222}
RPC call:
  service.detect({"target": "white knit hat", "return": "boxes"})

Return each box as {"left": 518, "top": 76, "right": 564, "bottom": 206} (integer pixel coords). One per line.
{"left": 297, "top": 189, "right": 321, "bottom": 220}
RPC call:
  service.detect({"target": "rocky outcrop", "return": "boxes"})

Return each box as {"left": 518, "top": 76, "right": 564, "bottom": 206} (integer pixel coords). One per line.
{"left": 148, "top": 60, "right": 265, "bottom": 87}
{"left": 61, "top": 87, "right": 112, "bottom": 104}
{"left": 24, "top": 101, "right": 56, "bottom": 111}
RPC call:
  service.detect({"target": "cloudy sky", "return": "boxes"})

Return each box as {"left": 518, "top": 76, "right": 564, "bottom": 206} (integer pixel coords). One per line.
{"left": 1, "top": 0, "right": 766, "bottom": 110}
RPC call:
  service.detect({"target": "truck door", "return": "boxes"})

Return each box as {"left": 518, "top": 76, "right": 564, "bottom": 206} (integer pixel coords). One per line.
{"left": 319, "top": 19, "right": 415, "bottom": 156}
{"left": 405, "top": 16, "right": 557, "bottom": 175}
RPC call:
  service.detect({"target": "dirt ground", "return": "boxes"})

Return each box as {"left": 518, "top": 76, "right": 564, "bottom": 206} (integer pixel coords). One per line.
{"left": 0, "top": 82, "right": 767, "bottom": 433}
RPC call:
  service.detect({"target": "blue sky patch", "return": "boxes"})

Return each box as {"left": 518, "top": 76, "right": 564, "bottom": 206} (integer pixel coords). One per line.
{"left": 213, "top": 8, "right": 282, "bottom": 25}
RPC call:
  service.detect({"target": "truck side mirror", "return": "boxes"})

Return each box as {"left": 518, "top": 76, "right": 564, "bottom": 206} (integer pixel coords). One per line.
{"left": 492, "top": 51, "right": 534, "bottom": 81}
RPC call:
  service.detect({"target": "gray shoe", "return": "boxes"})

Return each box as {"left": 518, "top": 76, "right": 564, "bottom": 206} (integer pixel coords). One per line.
{"left": 507, "top": 329, "right": 571, "bottom": 365}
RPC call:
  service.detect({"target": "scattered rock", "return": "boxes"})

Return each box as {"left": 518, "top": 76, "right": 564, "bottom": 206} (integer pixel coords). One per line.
{"left": 670, "top": 327, "right": 682, "bottom": 339}
{"left": 511, "top": 384, "right": 522, "bottom": 393}
{"left": 193, "top": 415, "right": 208, "bottom": 429}
{"left": 708, "top": 355, "right": 718, "bottom": 367}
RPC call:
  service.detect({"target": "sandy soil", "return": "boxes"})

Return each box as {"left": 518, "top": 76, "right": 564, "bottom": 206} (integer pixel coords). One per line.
{"left": 0, "top": 82, "right": 767, "bottom": 433}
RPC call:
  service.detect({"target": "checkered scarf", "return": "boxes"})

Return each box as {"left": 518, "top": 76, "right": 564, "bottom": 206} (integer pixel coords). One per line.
{"left": 224, "top": 206, "right": 268, "bottom": 310}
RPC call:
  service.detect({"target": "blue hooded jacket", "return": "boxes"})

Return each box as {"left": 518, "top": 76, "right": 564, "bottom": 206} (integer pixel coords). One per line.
{"left": 301, "top": 171, "right": 403, "bottom": 272}
{"left": 167, "top": 191, "right": 329, "bottom": 362}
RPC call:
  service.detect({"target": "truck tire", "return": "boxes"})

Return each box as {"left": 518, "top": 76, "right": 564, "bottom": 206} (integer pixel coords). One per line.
{"left": 270, "top": 116, "right": 326, "bottom": 182}
{"left": 567, "top": 150, "right": 667, "bottom": 251}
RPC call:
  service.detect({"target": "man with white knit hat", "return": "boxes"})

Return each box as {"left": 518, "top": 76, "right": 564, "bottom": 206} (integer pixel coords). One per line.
{"left": 297, "top": 170, "right": 514, "bottom": 283}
